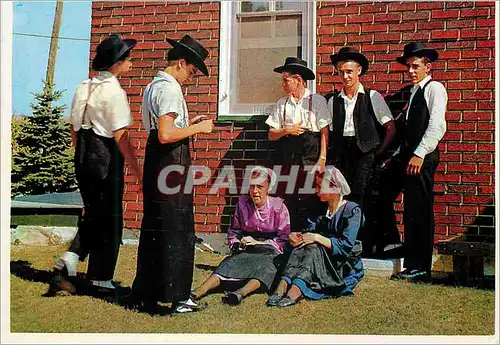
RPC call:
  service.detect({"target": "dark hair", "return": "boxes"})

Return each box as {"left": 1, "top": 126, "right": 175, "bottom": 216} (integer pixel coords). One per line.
{"left": 405, "top": 56, "right": 431, "bottom": 68}
{"left": 167, "top": 47, "right": 183, "bottom": 61}
{"left": 335, "top": 59, "right": 361, "bottom": 73}
{"left": 167, "top": 47, "right": 196, "bottom": 65}
{"left": 117, "top": 50, "right": 131, "bottom": 62}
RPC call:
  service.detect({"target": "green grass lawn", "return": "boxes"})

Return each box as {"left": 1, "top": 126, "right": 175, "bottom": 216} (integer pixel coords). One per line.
{"left": 10, "top": 245, "right": 495, "bottom": 335}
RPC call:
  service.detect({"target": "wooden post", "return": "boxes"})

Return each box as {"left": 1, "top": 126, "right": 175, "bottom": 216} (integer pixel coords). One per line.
{"left": 45, "top": 0, "right": 64, "bottom": 91}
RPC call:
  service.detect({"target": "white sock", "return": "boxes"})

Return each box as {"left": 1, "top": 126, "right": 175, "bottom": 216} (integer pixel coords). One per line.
{"left": 90, "top": 280, "right": 115, "bottom": 289}
{"left": 59, "top": 251, "right": 79, "bottom": 276}
{"left": 180, "top": 298, "right": 197, "bottom": 307}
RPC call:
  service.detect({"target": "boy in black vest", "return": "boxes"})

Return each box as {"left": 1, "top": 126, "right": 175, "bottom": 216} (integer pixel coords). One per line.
{"left": 327, "top": 47, "right": 395, "bottom": 208}
{"left": 381, "top": 42, "right": 447, "bottom": 281}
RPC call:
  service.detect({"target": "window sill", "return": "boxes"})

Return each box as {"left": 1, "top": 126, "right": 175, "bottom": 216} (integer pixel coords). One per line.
{"left": 217, "top": 115, "right": 268, "bottom": 122}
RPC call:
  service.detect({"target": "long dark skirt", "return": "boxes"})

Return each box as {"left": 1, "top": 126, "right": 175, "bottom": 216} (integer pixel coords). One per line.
{"left": 132, "top": 133, "right": 195, "bottom": 304}
{"left": 283, "top": 243, "right": 363, "bottom": 297}
{"left": 214, "top": 245, "right": 280, "bottom": 291}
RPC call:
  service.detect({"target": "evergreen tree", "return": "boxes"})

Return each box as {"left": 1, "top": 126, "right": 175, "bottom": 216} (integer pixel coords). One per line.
{"left": 11, "top": 80, "right": 76, "bottom": 196}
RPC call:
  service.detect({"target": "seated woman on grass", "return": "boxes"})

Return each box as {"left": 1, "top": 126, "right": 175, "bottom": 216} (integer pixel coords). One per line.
{"left": 266, "top": 166, "right": 364, "bottom": 307}
{"left": 191, "top": 166, "right": 291, "bottom": 306}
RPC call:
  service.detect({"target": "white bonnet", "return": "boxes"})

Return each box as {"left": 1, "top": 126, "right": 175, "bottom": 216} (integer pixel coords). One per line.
{"left": 320, "top": 166, "right": 351, "bottom": 196}
{"left": 250, "top": 166, "right": 277, "bottom": 190}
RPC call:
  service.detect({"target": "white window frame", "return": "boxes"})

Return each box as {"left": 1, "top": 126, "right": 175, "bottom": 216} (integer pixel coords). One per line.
{"left": 218, "top": 1, "right": 316, "bottom": 117}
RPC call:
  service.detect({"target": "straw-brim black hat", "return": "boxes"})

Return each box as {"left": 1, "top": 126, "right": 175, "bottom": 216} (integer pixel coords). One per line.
{"left": 273, "top": 57, "right": 315, "bottom": 81}
{"left": 166, "top": 35, "right": 209, "bottom": 76}
{"left": 92, "top": 34, "right": 137, "bottom": 72}
{"left": 330, "top": 47, "right": 369, "bottom": 76}
{"left": 396, "top": 42, "right": 438, "bottom": 65}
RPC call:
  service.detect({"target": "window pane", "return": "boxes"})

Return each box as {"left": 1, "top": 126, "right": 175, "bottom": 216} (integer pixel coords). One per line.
{"left": 275, "top": 1, "right": 302, "bottom": 11}
{"left": 240, "top": 16, "right": 272, "bottom": 39}
{"left": 235, "top": 14, "right": 301, "bottom": 106}
{"left": 275, "top": 15, "right": 302, "bottom": 37}
{"left": 241, "top": 1, "right": 269, "bottom": 13}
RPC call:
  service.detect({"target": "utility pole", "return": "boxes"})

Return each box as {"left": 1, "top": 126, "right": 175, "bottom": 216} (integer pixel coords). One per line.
{"left": 45, "top": 0, "right": 64, "bottom": 92}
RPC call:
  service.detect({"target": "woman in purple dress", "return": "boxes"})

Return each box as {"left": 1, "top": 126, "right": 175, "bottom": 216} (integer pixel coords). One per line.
{"left": 191, "top": 166, "right": 291, "bottom": 306}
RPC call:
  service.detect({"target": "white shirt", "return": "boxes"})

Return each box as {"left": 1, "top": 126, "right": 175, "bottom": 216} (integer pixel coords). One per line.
{"left": 142, "top": 71, "right": 189, "bottom": 133}
{"left": 327, "top": 84, "right": 393, "bottom": 136}
{"left": 69, "top": 71, "right": 131, "bottom": 138}
{"left": 406, "top": 75, "right": 448, "bottom": 159}
{"left": 266, "top": 88, "right": 331, "bottom": 132}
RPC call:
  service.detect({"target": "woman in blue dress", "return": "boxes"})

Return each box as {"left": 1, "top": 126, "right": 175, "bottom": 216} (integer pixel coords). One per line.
{"left": 267, "top": 166, "right": 365, "bottom": 307}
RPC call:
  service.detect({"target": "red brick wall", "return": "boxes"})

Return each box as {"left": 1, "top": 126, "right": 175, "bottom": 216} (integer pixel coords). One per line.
{"left": 91, "top": 1, "right": 495, "bottom": 240}
{"left": 315, "top": 1, "right": 495, "bottom": 240}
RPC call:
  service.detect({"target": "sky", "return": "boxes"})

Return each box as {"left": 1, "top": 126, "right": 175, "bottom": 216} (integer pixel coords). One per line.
{"left": 12, "top": 1, "right": 91, "bottom": 116}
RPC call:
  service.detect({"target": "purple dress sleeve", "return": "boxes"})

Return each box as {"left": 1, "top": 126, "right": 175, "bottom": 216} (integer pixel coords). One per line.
{"left": 227, "top": 198, "right": 244, "bottom": 248}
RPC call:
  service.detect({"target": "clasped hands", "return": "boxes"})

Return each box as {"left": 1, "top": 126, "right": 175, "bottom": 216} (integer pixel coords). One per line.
{"left": 289, "top": 232, "right": 317, "bottom": 248}
{"left": 284, "top": 121, "right": 306, "bottom": 136}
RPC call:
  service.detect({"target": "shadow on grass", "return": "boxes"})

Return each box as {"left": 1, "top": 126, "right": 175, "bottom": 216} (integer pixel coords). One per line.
{"left": 195, "top": 263, "right": 218, "bottom": 271}
{"left": 10, "top": 260, "right": 138, "bottom": 306}
{"left": 424, "top": 271, "right": 494, "bottom": 290}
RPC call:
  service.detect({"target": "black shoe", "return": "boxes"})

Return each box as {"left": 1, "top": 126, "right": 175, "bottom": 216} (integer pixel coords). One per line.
{"left": 83, "top": 281, "right": 118, "bottom": 299}
{"left": 390, "top": 268, "right": 409, "bottom": 280}
{"left": 266, "top": 294, "right": 283, "bottom": 307}
{"left": 221, "top": 291, "right": 243, "bottom": 306}
{"left": 407, "top": 270, "right": 431, "bottom": 283}
{"left": 277, "top": 296, "right": 300, "bottom": 308}
{"left": 391, "top": 269, "right": 428, "bottom": 281}
{"left": 122, "top": 294, "right": 171, "bottom": 316}
{"left": 173, "top": 298, "right": 208, "bottom": 313}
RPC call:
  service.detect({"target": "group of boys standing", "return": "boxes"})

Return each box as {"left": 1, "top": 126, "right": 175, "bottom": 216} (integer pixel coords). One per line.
{"left": 267, "top": 42, "right": 447, "bottom": 284}
{"left": 50, "top": 33, "right": 447, "bottom": 314}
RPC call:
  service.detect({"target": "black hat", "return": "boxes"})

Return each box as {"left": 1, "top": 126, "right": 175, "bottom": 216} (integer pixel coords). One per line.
{"left": 92, "top": 34, "right": 137, "bottom": 71}
{"left": 273, "top": 57, "right": 315, "bottom": 81}
{"left": 330, "top": 47, "right": 369, "bottom": 76}
{"left": 166, "top": 35, "right": 209, "bottom": 76}
{"left": 396, "top": 42, "right": 439, "bottom": 65}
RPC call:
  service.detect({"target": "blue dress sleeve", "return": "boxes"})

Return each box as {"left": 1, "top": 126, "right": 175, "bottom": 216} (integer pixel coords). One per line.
{"left": 330, "top": 203, "right": 363, "bottom": 257}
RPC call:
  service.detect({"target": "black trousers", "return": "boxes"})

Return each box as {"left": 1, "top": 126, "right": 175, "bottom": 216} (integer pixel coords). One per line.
{"left": 330, "top": 137, "right": 376, "bottom": 206}
{"left": 274, "top": 132, "right": 321, "bottom": 231}
{"left": 69, "top": 130, "right": 124, "bottom": 281}
{"left": 68, "top": 174, "right": 124, "bottom": 281}
{"left": 377, "top": 150, "right": 439, "bottom": 272}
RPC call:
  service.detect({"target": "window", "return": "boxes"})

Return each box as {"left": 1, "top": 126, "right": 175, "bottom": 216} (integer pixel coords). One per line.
{"left": 219, "top": 1, "right": 316, "bottom": 117}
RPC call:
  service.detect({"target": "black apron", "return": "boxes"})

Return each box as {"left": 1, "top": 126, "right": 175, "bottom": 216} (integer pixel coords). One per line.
{"left": 132, "top": 85, "right": 196, "bottom": 304}
{"left": 69, "top": 82, "right": 125, "bottom": 281}
{"left": 272, "top": 96, "right": 322, "bottom": 231}
{"left": 273, "top": 95, "right": 320, "bottom": 167}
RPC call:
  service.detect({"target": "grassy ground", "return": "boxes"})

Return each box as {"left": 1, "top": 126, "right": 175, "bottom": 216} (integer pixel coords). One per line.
{"left": 10, "top": 245, "right": 495, "bottom": 335}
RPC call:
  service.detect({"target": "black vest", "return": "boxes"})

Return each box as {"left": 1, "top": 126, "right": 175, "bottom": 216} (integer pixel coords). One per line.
{"left": 403, "top": 79, "right": 436, "bottom": 157}
{"left": 330, "top": 88, "right": 381, "bottom": 153}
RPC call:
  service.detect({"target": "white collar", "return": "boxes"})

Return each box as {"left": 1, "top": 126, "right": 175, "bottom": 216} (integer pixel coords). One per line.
{"left": 413, "top": 75, "right": 432, "bottom": 92}
{"left": 325, "top": 199, "right": 346, "bottom": 219}
{"left": 340, "top": 83, "right": 365, "bottom": 100}
{"left": 156, "top": 70, "right": 182, "bottom": 90}
{"left": 91, "top": 71, "right": 120, "bottom": 85}
{"left": 289, "top": 88, "right": 311, "bottom": 105}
